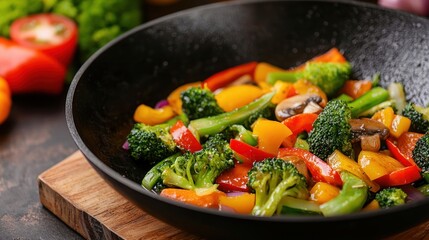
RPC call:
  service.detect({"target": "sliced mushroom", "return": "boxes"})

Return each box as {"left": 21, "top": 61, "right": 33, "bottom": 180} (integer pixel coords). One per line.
{"left": 349, "top": 118, "right": 390, "bottom": 144}
{"left": 275, "top": 94, "right": 323, "bottom": 121}
{"left": 360, "top": 134, "right": 381, "bottom": 152}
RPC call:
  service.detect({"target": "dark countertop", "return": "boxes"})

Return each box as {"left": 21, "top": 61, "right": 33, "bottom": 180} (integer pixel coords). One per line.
{"left": 1, "top": 0, "right": 407, "bottom": 239}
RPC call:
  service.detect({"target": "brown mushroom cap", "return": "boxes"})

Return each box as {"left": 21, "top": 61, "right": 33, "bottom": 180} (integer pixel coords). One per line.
{"left": 349, "top": 118, "right": 390, "bottom": 143}
{"left": 275, "top": 94, "right": 323, "bottom": 121}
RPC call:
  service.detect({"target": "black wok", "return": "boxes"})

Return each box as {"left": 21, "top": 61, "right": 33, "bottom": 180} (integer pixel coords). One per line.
{"left": 66, "top": 0, "right": 429, "bottom": 239}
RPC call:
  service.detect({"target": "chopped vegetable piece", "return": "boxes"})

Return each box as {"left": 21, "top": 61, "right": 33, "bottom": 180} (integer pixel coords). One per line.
{"left": 203, "top": 62, "right": 258, "bottom": 91}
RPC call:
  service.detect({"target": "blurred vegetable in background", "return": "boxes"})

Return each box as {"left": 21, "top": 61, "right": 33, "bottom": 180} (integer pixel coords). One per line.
{"left": 0, "top": 37, "right": 67, "bottom": 94}
{"left": 378, "top": 0, "right": 429, "bottom": 16}
{"left": 0, "top": 0, "right": 142, "bottom": 63}
{"left": 10, "top": 13, "right": 78, "bottom": 67}
{"left": 0, "top": 77, "right": 12, "bottom": 124}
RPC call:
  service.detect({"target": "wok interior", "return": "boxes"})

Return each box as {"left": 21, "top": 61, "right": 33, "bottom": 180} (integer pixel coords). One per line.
{"left": 72, "top": 1, "right": 429, "bottom": 186}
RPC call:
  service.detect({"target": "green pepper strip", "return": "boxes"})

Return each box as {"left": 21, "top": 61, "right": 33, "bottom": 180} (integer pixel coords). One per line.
{"left": 320, "top": 171, "right": 368, "bottom": 216}
{"left": 188, "top": 92, "right": 274, "bottom": 137}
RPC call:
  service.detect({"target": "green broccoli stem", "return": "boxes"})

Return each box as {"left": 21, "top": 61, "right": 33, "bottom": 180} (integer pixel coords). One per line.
{"left": 188, "top": 92, "right": 274, "bottom": 137}
{"left": 194, "top": 169, "right": 221, "bottom": 189}
{"left": 348, "top": 87, "right": 390, "bottom": 118}
{"left": 253, "top": 177, "right": 298, "bottom": 216}
{"left": 320, "top": 171, "right": 368, "bottom": 216}
{"left": 141, "top": 153, "right": 180, "bottom": 190}
{"left": 161, "top": 168, "right": 194, "bottom": 190}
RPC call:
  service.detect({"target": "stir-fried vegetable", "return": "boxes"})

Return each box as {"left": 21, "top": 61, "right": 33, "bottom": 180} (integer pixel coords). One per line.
{"left": 123, "top": 47, "right": 429, "bottom": 217}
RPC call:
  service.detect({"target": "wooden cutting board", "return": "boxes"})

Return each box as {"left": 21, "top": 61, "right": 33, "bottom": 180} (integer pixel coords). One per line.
{"left": 38, "top": 151, "right": 429, "bottom": 240}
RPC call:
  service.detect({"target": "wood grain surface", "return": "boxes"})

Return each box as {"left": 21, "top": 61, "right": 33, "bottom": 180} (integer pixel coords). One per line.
{"left": 38, "top": 151, "right": 429, "bottom": 240}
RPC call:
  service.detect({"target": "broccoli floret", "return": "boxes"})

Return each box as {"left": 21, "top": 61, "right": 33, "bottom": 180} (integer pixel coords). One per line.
{"left": 141, "top": 153, "right": 180, "bottom": 193}
{"left": 247, "top": 158, "right": 309, "bottom": 216}
{"left": 412, "top": 134, "right": 429, "bottom": 179}
{"left": 188, "top": 92, "right": 274, "bottom": 137}
{"left": 127, "top": 122, "right": 177, "bottom": 165}
{"left": 180, "top": 86, "right": 225, "bottom": 120}
{"left": 375, "top": 187, "right": 407, "bottom": 208}
{"left": 161, "top": 133, "right": 234, "bottom": 190}
{"left": 267, "top": 62, "right": 351, "bottom": 97}
{"left": 73, "top": 0, "right": 142, "bottom": 60}
{"left": 307, "top": 99, "right": 352, "bottom": 160}
{"left": 402, "top": 103, "right": 429, "bottom": 134}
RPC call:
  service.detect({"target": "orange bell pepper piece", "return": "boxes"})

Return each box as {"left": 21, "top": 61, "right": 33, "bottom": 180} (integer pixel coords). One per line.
{"left": 252, "top": 119, "right": 292, "bottom": 155}
{"left": 309, "top": 182, "right": 340, "bottom": 204}
{"left": 293, "top": 79, "right": 328, "bottom": 107}
{"left": 338, "top": 80, "right": 372, "bottom": 100}
{"left": 219, "top": 192, "right": 255, "bottom": 214}
{"left": 215, "top": 84, "right": 264, "bottom": 112}
{"left": 0, "top": 77, "right": 11, "bottom": 124}
{"left": 133, "top": 104, "right": 175, "bottom": 125}
{"left": 254, "top": 62, "right": 288, "bottom": 85}
{"left": 166, "top": 81, "right": 201, "bottom": 114}
{"left": 293, "top": 47, "right": 347, "bottom": 71}
{"left": 270, "top": 81, "right": 296, "bottom": 104}
{"left": 160, "top": 188, "right": 226, "bottom": 208}
{"left": 362, "top": 199, "right": 380, "bottom": 212}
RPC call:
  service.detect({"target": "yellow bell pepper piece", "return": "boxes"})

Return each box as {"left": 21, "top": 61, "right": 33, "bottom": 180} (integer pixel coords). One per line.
{"left": 327, "top": 150, "right": 380, "bottom": 192}
{"left": 293, "top": 79, "right": 328, "bottom": 107}
{"left": 133, "top": 104, "right": 175, "bottom": 125}
{"left": 309, "top": 182, "right": 340, "bottom": 204}
{"left": 371, "top": 107, "right": 394, "bottom": 130}
{"left": 166, "top": 81, "right": 202, "bottom": 114}
{"left": 371, "top": 107, "right": 411, "bottom": 138}
{"left": 271, "top": 81, "right": 294, "bottom": 104}
{"left": 215, "top": 84, "right": 264, "bottom": 112}
{"left": 252, "top": 119, "right": 292, "bottom": 155}
{"left": 219, "top": 193, "right": 255, "bottom": 214}
{"left": 358, "top": 150, "right": 405, "bottom": 180}
{"left": 254, "top": 62, "right": 287, "bottom": 85}
{"left": 391, "top": 115, "right": 411, "bottom": 138}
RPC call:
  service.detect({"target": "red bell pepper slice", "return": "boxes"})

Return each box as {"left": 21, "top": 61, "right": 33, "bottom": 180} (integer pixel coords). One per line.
{"left": 230, "top": 139, "right": 276, "bottom": 166}
{"left": 277, "top": 147, "right": 343, "bottom": 187}
{"left": 374, "top": 165, "right": 422, "bottom": 187}
{"left": 170, "top": 120, "right": 202, "bottom": 153}
{"left": 281, "top": 113, "right": 318, "bottom": 147}
{"left": 385, "top": 138, "right": 417, "bottom": 167}
{"left": 397, "top": 132, "right": 424, "bottom": 161}
{"left": 0, "top": 37, "right": 66, "bottom": 94}
{"left": 202, "top": 61, "right": 258, "bottom": 91}
{"left": 10, "top": 13, "right": 78, "bottom": 67}
{"left": 215, "top": 162, "right": 252, "bottom": 192}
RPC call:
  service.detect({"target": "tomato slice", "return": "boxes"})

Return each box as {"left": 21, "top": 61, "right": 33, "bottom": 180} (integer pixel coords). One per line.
{"left": 10, "top": 13, "right": 78, "bottom": 67}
